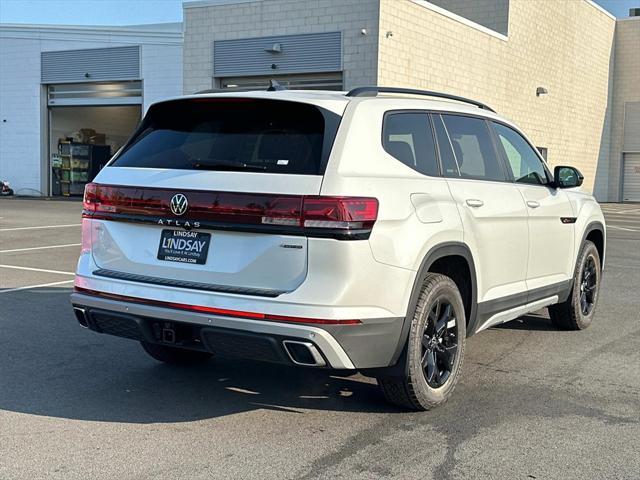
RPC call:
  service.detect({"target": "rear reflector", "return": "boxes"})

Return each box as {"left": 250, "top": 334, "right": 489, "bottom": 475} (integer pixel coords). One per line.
{"left": 80, "top": 218, "right": 92, "bottom": 254}
{"left": 74, "top": 286, "right": 361, "bottom": 325}
{"left": 82, "top": 183, "right": 378, "bottom": 239}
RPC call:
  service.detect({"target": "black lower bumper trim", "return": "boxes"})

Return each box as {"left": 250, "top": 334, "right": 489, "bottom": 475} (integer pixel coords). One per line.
{"left": 75, "top": 305, "right": 324, "bottom": 366}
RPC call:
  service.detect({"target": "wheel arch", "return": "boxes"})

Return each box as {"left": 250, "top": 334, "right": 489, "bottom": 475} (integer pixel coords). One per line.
{"left": 580, "top": 221, "right": 606, "bottom": 269}
{"left": 377, "top": 242, "right": 478, "bottom": 376}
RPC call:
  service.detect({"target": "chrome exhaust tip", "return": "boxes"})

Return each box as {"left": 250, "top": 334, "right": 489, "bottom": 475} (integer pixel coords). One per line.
{"left": 282, "top": 340, "right": 326, "bottom": 367}
{"left": 73, "top": 307, "right": 89, "bottom": 328}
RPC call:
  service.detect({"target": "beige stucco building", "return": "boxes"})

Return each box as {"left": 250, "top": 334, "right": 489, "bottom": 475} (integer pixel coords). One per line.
{"left": 183, "top": 0, "right": 640, "bottom": 202}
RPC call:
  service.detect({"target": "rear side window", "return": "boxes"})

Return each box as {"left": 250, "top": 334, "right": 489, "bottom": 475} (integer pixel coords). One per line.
{"left": 111, "top": 99, "right": 339, "bottom": 175}
{"left": 382, "top": 112, "right": 439, "bottom": 177}
{"left": 441, "top": 114, "right": 506, "bottom": 182}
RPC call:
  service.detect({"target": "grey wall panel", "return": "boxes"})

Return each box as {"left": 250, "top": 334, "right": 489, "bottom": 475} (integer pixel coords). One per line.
{"left": 214, "top": 32, "right": 342, "bottom": 77}
{"left": 42, "top": 46, "right": 140, "bottom": 84}
{"left": 623, "top": 102, "right": 640, "bottom": 152}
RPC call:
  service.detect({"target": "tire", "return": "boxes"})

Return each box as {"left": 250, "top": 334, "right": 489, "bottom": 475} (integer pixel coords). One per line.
{"left": 377, "top": 273, "right": 466, "bottom": 411}
{"left": 548, "top": 240, "right": 601, "bottom": 330}
{"left": 140, "top": 341, "right": 213, "bottom": 365}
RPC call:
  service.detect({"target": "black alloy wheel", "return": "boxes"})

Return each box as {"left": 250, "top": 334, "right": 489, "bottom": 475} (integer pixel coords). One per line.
{"left": 376, "top": 273, "right": 466, "bottom": 410}
{"left": 548, "top": 240, "right": 601, "bottom": 331}
{"left": 579, "top": 255, "right": 598, "bottom": 316}
{"left": 421, "top": 297, "right": 458, "bottom": 388}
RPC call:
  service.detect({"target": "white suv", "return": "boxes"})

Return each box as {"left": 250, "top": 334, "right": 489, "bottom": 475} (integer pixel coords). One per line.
{"left": 71, "top": 86, "right": 606, "bottom": 410}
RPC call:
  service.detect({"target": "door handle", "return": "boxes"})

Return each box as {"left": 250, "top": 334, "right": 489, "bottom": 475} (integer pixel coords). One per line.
{"left": 527, "top": 200, "right": 540, "bottom": 209}
{"left": 466, "top": 199, "right": 484, "bottom": 208}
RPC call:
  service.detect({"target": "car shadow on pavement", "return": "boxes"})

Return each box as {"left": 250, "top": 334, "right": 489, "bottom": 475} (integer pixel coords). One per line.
{"left": 0, "top": 288, "right": 400, "bottom": 423}
{"left": 495, "top": 312, "right": 557, "bottom": 332}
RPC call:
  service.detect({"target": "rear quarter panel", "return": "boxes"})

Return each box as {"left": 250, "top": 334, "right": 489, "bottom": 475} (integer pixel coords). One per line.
{"left": 320, "top": 99, "right": 464, "bottom": 304}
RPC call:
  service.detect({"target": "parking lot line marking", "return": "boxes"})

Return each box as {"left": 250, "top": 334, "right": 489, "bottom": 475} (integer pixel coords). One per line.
{"left": 0, "top": 279, "right": 74, "bottom": 294}
{"left": 608, "top": 225, "right": 639, "bottom": 232}
{"left": 0, "top": 243, "right": 81, "bottom": 254}
{"left": 606, "top": 263, "right": 640, "bottom": 270}
{"left": 0, "top": 223, "right": 81, "bottom": 232}
{"left": 0, "top": 264, "right": 75, "bottom": 275}
{"left": 606, "top": 221, "right": 640, "bottom": 227}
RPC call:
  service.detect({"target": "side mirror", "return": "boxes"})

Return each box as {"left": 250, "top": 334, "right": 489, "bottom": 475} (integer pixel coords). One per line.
{"left": 554, "top": 166, "right": 584, "bottom": 189}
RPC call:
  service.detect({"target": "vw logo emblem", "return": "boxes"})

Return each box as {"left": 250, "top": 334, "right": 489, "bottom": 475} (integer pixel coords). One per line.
{"left": 169, "top": 194, "right": 188, "bottom": 216}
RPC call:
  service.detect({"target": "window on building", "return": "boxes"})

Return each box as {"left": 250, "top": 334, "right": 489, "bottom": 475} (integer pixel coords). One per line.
{"left": 382, "top": 112, "right": 439, "bottom": 177}
{"left": 537, "top": 147, "right": 548, "bottom": 160}
{"left": 426, "top": 0, "right": 509, "bottom": 36}
{"left": 440, "top": 114, "right": 505, "bottom": 181}
{"left": 493, "top": 122, "right": 551, "bottom": 185}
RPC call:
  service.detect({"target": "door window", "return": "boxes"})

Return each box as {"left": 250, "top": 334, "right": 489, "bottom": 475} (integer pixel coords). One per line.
{"left": 440, "top": 115, "right": 506, "bottom": 181}
{"left": 382, "top": 112, "right": 439, "bottom": 177}
{"left": 493, "top": 123, "right": 551, "bottom": 185}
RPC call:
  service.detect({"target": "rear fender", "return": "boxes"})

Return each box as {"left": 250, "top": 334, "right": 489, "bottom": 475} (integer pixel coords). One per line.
{"left": 362, "top": 242, "right": 477, "bottom": 378}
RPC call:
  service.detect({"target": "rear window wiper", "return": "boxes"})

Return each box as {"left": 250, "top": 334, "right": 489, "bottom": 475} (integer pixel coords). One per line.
{"left": 190, "top": 159, "right": 267, "bottom": 171}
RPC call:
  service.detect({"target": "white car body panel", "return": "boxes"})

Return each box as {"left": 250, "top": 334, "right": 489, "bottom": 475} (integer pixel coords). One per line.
{"left": 91, "top": 167, "right": 324, "bottom": 293}
{"left": 516, "top": 184, "right": 575, "bottom": 291}
{"left": 445, "top": 177, "right": 529, "bottom": 303}
{"left": 76, "top": 237, "right": 414, "bottom": 319}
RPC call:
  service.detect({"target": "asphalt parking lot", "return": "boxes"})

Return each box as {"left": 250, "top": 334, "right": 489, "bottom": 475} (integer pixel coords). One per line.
{"left": 0, "top": 198, "right": 638, "bottom": 480}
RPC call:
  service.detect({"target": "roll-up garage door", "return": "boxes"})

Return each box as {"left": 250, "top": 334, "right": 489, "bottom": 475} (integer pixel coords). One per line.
{"left": 623, "top": 153, "right": 640, "bottom": 202}
{"left": 42, "top": 46, "right": 140, "bottom": 84}
{"left": 42, "top": 46, "right": 142, "bottom": 106}
{"left": 47, "top": 81, "right": 142, "bottom": 106}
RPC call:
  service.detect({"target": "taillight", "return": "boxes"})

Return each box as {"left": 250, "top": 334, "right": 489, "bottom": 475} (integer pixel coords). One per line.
{"left": 82, "top": 184, "right": 378, "bottom": 239}
{"left": 82, "top": 182, "right": 98, "bottom": 215}
{"left": 260, "top": 196, "right": 303, "bottom": 226}
{"left": 302, "top": 197, "right": 378, "bottom": 230}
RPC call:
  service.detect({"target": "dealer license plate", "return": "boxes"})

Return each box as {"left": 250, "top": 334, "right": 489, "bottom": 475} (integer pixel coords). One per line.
{"left": 157, "top": 229, "right": 211, "bottom": 265}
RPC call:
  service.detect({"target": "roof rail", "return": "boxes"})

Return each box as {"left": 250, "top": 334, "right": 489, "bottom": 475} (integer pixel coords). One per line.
{"left": 346, "top": 86, "right": 495, "bottom": 113}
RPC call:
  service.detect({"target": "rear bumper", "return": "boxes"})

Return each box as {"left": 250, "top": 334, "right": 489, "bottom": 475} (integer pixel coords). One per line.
{"left": 70, "top": 292, "right": 404, "bottom": 370}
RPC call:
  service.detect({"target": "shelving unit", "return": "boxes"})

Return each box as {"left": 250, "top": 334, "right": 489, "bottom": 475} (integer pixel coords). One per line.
{"left": 53, "top": 141, "right": 111, "bottom": 196}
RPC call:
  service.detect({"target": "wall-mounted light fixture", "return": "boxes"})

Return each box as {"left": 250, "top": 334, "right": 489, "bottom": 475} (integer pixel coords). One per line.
{"left": 265, "top": 43, "right": 282, "bottom": 53}
{"left": 386, "top": 31, "right": 394, "bottom": 38}
{"left": 536, "top": 87, "right": 548, "bottom": 97}
{"left": 360, "top": 28, "right": 368, "bottom": 35}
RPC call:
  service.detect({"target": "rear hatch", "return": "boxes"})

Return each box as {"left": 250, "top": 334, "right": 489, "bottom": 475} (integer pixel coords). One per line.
{"left": 85, "top": 97, "right": 345, "bottom": 296}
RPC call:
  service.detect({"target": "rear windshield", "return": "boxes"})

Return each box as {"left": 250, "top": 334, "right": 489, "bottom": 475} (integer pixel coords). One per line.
{"left": 111, "top": 98, "right": 340, "bottom": 175}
